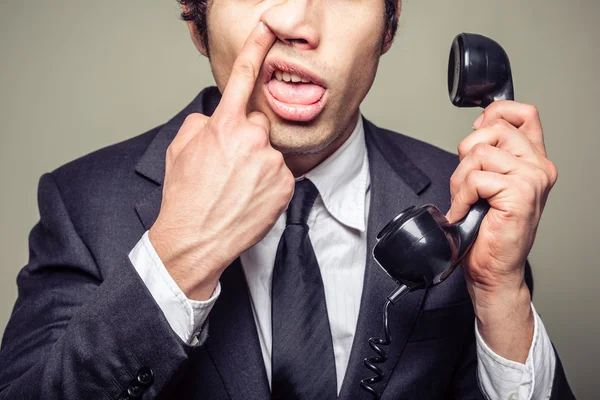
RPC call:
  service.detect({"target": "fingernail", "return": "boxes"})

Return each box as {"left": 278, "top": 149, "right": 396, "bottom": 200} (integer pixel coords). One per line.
{"left": 472, "top": 113, "right": 485, "bottom": 129}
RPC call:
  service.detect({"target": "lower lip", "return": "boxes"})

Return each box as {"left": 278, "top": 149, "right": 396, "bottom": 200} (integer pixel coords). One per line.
{"left": 264, "top": 82, "right": 327, "bottom": 122}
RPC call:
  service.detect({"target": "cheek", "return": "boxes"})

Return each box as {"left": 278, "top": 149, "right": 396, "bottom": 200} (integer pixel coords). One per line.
{"left": 324, "top": 4, "right": 386, "bottom": 93}
{"left": 206, "top": 3, "right": 266, "bottom": 90}
{"left": 328, "top": 0, "right": 386, "bottom": 49}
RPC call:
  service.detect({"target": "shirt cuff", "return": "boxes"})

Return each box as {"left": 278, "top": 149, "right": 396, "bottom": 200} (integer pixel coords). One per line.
{"left": 475, "top": 302, "right": 556, "bottom": 400}
{"left": 128, "top": 231, "right": 221, "bottom": 345}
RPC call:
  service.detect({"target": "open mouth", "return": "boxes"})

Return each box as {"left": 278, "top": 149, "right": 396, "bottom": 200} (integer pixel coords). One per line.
{"left": 263, "top": 61, "right": 327, "bottom": 122}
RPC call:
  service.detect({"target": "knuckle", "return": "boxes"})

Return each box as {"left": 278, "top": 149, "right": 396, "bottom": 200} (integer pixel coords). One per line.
{"left": 457, "top": 140, "right": 469, "bottom": 157}
{"left": 490, "top": 119, "right": 510, "bottom": 130}
{"left": 249, "top": 128, "right": 269, "bottom": 148}
{"left": 242, "top": 131, "right": 267, "bottom": 154}
{"left": 184, "top": 113, "right": 206, "bottom": 126}
{"left": 272, "top": 149, "right": 285, "bottom": 166}
{"left": 249, "top": 112, "right": 270, "bottom": 129}
{"left": 259, "top": 114, "right": 271, "bottom": 130}
{"left": 524, "top": 104, "right": 540, "bottom": 119}
{"left": 465, "top": 170, "right": 478, "bottom": 187}
{"left": 546, "top": 160, "right": 559, "bottom": 184}
{"left": 283, "top": 179, "right": 295, "bottom": 202}
{"left": 263, "top": 148, "right": 280, "bottom": 167}
{"left": 233, "top": 59, "right": 257, "bottom": 79}
{"left": 471, "top": 142, "right": 489, "bottom": 156}
{"left": 449, "top": 173, "right": 461, "bottom": 191}
{"left": 536, "top": 167, "right": 550, "bottom": 188}
{"left": 283, "top": 170, "right": 295, "bottom": 191}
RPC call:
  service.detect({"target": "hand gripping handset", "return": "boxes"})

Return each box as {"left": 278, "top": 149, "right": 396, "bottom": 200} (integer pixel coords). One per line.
{"left": 360, "top": 33, "right": 515, "bottom": 399}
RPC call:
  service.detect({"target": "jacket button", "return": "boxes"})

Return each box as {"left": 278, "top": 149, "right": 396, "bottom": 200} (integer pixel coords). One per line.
{"left": 127, "top": 384, "right": 143, "bottom": 398}
{"left": 136, "top": 367, "right": 154, "bottom": 386}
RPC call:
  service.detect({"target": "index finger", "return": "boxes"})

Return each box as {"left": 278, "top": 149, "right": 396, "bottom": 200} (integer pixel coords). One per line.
{"left": 217, "top": 21, "right": 276, "bottom": 117}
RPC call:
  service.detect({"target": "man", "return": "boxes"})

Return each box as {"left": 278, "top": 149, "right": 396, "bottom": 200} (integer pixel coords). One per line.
{"left": 0, "top": 0, "right": 574, "bottom": 398}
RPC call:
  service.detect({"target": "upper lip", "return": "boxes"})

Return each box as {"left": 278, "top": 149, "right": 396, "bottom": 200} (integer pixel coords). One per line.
{"left": 262, "top": 58, "right": 327, "bottom": 88}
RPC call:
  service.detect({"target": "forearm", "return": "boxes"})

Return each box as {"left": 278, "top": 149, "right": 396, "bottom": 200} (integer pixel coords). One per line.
{"left": 471, "top": 277, "right": 534, "bottom": 363}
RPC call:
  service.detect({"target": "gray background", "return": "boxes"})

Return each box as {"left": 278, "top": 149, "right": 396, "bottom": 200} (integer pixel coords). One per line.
{"left": 1, "top": 1, "right": 597, "bottom": 397}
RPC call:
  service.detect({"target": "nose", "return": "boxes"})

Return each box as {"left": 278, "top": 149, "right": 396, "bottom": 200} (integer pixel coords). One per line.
{"left": 261, "top": 0, "right": 320, "bottom": 50}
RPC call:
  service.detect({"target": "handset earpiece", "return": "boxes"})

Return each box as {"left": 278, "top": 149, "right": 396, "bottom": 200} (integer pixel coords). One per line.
{"left": 373, "top": 33, "right": 514, "bottom": 291}
{"left": 449, "top": 33, "right": 514, "bottom": 108}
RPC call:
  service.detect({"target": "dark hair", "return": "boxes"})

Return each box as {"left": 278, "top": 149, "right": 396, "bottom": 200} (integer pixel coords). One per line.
{"left": 177, "top": 0, "right": 400, "bottom": 54}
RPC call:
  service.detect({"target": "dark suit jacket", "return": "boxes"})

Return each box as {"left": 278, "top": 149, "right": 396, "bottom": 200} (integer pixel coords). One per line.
{"left": 0, "top": 87, "right": 574, "bottom": 399}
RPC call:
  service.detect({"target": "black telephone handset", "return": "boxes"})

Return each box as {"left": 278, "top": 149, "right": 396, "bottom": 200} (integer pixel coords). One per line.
{"left": 376, "top": 33, "right": 514, "bottom": 294}
{"left": 361, "top": 33, "right": 515, "bottom": 399}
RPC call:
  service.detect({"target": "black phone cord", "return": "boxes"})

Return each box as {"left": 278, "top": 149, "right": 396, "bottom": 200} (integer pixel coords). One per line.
{"left": 360, "top": 284, "right": 410, "bottom": 399}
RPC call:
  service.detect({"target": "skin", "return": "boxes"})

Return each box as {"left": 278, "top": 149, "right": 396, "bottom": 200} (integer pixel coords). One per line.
{"left": 447, "top": 104, "right": 558, "bottom": 362}
{"left": 150, "top": 0, "right": 558, "bottom": 365}
{"left": 198, "top": 0, "right": 391, "bottom": 175}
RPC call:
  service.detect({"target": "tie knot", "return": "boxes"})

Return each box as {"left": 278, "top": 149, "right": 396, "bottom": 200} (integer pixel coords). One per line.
{"left": 286, "top": 179, "right": 319, "bottom": 225}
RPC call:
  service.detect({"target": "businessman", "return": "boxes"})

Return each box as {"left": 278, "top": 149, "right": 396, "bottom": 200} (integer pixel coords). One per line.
{"left": 0, "top": 0, "right": 574, "bottom": 399}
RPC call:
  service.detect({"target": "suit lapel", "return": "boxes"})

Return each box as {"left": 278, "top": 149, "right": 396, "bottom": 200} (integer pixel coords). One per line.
{"left": 338, "top": 119, "right": 432, "bottom": 399}
{"left": 132, "top": 87, "right": 270, "bottom": 399}
{"left": 134, "top": 86, "right": 222, "bottom": 230}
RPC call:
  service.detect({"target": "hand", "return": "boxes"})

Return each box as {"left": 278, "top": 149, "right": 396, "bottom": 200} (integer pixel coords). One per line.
{"left": 149, "top": 21, "right": 294, "bottom": 300}
{"left": 446, "top": 101, "right": 558, "bottom": 361}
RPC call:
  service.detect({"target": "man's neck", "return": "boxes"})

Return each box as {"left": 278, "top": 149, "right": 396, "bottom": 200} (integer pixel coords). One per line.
{"left": 283, "top": 110, "right": 361, "bottom": 177}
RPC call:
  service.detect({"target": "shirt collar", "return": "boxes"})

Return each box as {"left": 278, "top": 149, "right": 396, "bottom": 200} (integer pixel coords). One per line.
{"left": 298, "top": 114, "right": 369, "bottom": 232}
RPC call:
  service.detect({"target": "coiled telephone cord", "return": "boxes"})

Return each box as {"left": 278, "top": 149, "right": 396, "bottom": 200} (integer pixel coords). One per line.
{"left": 360, "top": 285, "right": 410, "bottom": 399}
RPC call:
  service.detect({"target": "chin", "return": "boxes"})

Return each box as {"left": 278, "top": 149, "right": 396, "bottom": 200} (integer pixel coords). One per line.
{"left": 269, "top": 122, "right": 338, "bottom": 156}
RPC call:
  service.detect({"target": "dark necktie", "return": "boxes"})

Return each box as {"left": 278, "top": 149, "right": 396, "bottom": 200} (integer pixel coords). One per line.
{"left": 271, "top": 178, "right": 337, "bottom": 400}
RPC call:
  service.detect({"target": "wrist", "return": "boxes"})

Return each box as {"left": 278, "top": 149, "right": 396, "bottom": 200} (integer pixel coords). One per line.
{"left": 469, "top": 273, "right": 531, "bottom": 319}
{"left": 470, "top": 277, "right": 534, "bottom": 363}
{"left": 473, "top": 281, "right": 532, "bottom": 326}
{"left": 148, "top": 225, "right": 227, "bottom": 301}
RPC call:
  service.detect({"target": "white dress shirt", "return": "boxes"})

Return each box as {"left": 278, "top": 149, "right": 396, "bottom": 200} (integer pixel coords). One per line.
{"left": 129, "top": 115, "right": 556, "bottom": 399}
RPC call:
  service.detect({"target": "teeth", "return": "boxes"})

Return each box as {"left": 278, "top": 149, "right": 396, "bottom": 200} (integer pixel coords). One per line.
{"left": 273, "top": 69, "right": 310, "bottom": 83}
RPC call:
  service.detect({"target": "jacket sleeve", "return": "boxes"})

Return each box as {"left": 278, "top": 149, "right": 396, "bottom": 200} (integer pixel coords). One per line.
{"left": 549, "top": 348, "right": 576, "bottom": 399}
{"left": 444, "top": 311, "right": 487, "bottom": 399}
{"left": 0, "top": 173, "right": 198, "bottom": 399}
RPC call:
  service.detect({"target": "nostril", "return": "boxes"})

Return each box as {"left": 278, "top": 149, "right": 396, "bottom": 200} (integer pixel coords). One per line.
{"left": 285, "top": 38, "right": 309, "bottom": 46}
